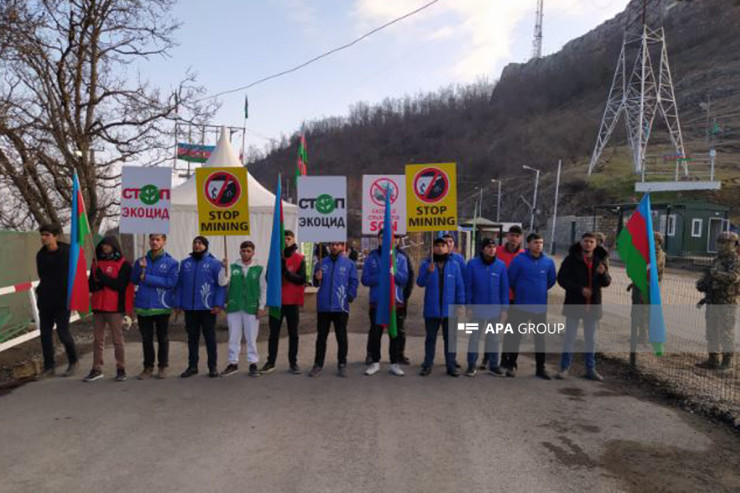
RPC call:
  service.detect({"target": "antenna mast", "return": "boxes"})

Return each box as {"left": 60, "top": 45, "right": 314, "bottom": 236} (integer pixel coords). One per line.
{"left": 531, "top": 0, "right": 544, "bottom": 60}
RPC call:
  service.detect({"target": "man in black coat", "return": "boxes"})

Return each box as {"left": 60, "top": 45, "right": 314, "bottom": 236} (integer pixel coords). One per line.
{"left": 35, "top": 223, "right": 79, "bottom": 378}
{"left": 556, "top": 232, "right": 611, "bottom": 381}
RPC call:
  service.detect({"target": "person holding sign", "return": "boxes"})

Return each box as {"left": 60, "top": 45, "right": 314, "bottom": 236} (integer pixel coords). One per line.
{"left": 261, "top": 230, "right": 306, "bottom": 375}
{"left": 309, "top": 242, "right": 358, "bottom": 377}
{"left": 417, "top": 237, "right": 465, "bottom": 377}
{"left": 175, "top": 236, "right": 226, "bottom": 379}
{"left": 361, "top": 229, "right": 409, "bottom": 376}
{"left": 131, "top": 234, "right": 179, "bottom": 380}
{"left": 219, "top": 241, "right": 266, "bottom": 378}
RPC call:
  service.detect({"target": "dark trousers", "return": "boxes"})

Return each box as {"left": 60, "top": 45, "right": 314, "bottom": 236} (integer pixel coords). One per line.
{"left": 184, "top": 310, "right": 217, "bottom": 371}
{"left": 397, "top": 307, "right": 407, "bottom": 357}
{"left": 501, "top": 310, "right": 547, "bottom": 370}
{"left": 367, "top": 307, "right": 399, "bottom": 364}
{"left": 139, "top": 314, "right": 170, "bottom": 369}
{"left": 268, "top": 304, "right": 300, "bottom": 365}
{"left": 314, "top": 312, "right": 349, "bottom": 368}
{"left": 39, "top": 308, "right": 77, "bottom": 370}
{"left": 423, "top": 318, "right": 456, "bottom": 371}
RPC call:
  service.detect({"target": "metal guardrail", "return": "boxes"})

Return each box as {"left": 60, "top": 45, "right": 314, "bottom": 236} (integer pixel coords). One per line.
{"left": 0, "top": 275, "right": 88, "bottom": 353}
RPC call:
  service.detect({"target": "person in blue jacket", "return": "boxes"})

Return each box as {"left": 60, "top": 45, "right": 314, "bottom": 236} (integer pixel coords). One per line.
{"left": 309, "top": 242, "right": 358, "bottom": 378}
{"left": 131, "top": 233, "right": 179, "bottom": 380}
{"left": 501, "top": 233, "right": 557, "bottom": 379}
{"left": 464, "top": 237, "right": 509, "bottom": 377}
{"left": 417, "top": 237, "right": 465, "bottom": 377}
{"left": 442, "top": 233, "right": 466, "bottom": 271}
{"left": 361, "top": 230, "right": 409, "bottom": 376}
{"left": 175, "top": 236, "right": 226, "bottom": 379}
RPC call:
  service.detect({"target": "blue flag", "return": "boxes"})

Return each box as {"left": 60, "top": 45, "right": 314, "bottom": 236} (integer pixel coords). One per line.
{"left": 267, "top": 175, "right": 284, "bottom": 319}
{"left": 639, "top": 194, "right": 667, "bottom": 354}
{"left": 375, "top": 186, "right": 394, "bottom": 328}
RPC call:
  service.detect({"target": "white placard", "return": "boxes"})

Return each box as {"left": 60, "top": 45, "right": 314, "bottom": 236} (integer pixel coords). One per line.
{"left": 362, "top": 175, "right": 407, "bottom": 235}
{"left": 297, "top": 176, "right": 347, "bottom": 242}
{"left": 120, "top": 166, "right": 171, "bottom": 234}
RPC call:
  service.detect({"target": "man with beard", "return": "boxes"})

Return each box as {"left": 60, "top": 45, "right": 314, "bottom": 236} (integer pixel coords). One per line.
{"left": 175, "top": 236, "right": 226, "bottom": 379}
{"left": 309, "top": 241, "right": 358, "bottom": 377}
{"left": 556, "top": 232, "right": 611, "bottom": 381}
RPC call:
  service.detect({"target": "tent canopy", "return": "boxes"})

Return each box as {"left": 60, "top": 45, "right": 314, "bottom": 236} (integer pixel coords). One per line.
{"left": 160, "top": 126, "right": 297, "bottom": 263}
{"left": 171, "top": 126, "right": 294, "bottom": 213}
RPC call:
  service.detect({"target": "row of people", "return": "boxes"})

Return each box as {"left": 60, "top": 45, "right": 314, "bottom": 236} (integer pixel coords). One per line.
{"left": 34, "top": 223, "right": 610, "bottom": 382}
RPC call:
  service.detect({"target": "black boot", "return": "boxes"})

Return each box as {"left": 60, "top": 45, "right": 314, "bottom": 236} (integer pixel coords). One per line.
{"left": 696, "top": 353, "right": 721, "bottom": 370}
{"left": 720, "top": 353, "right": 734, "bottom": 371}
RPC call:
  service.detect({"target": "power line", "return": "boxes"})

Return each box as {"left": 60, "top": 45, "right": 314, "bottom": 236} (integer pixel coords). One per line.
{"left": 195, "top": 0, "right": 442, "bottom": 103}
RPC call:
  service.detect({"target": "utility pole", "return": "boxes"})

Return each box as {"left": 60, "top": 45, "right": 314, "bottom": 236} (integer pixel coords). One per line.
{"left": 523, "top": 165, "right": 540, "bottom": 233}
{"left": 549, "top": 160, "right": 561, "bottom": 254}
{"left": 491, "top": 179, "right": 502, "bottom": 223}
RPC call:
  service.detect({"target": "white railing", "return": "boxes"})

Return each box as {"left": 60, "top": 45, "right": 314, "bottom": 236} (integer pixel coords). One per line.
{"left": 0, "top": 275, "right": 88, "bottom": 353}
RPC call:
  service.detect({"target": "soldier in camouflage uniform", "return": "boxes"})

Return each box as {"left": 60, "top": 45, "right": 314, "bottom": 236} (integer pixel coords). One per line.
{"left": 628, "top": 232, "right": 666, "bottom": 346}
{"left": 696, "top": 231, "right": 740, "bottom": 370}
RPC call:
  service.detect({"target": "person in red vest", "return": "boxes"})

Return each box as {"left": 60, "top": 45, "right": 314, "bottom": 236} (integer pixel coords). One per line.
{"left": 84, "top": 236, "right": 133, "bottom": 382}
{"left": 261, "top": 230, "right": 306, "bottom": 375}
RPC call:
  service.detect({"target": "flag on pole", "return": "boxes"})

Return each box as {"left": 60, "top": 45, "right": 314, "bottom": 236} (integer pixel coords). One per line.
{"left": 67, "top": 173, "right": 91, "bottom": 313}
{"left": 296, "top": 134, "right": 308, "bottom": 180}
{"left": 374, "top": 185, "right": 398, "bottom": 338}
{"left": 267, "top": 175, "right": 285, "bottom": 320}
{"left": 616, "top": 193, "right": 667, "bottom": 355}
{"left": 244, "top": 94, "right": 249, "bottom": 120}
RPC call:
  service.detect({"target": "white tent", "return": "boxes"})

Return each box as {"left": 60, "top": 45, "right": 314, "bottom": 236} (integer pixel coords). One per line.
{"left": 165, "top": 126, "right": 297, "bottom": 264}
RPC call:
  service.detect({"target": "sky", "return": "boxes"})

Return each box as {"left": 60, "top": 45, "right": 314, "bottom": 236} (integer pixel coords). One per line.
{"left": 143, "top": 0, "right": 629, "bottom": 151}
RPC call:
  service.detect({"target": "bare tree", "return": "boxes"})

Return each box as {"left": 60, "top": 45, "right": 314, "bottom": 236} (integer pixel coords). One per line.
{"left": 0, "top": 0, "right": 217, "bottom": 232}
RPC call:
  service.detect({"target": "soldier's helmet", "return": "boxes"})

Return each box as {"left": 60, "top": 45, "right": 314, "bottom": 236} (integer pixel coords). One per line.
{"left": 717, "top": 231, "right": 739, "bottom": 255}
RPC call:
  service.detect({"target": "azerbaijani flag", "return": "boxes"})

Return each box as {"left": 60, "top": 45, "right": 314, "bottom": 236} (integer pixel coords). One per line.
{"left": 267, "top": 175, "right": 285, "bottom": 320}
{"left": 296, "top": 134, "right": 308, "bottom": 180}
{"left": 67, "top": 173, "right": 90, "bottom": 313}
{"left": 374, "top": 185, "right": 398, "bottom": 338}
{"left": 616, "top": 193, "right": 666, "bottom": 355}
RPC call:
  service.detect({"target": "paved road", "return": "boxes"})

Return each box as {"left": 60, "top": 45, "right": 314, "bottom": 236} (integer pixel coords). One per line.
{"left": 2, "top": 331, "right": 738, "bottom": 493}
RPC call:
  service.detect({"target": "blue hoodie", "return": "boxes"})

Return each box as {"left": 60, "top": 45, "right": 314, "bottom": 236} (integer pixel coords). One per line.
{"left": 508, "top": 249, "right": 557, "bottom": 313}
{"left": 465, "top": 254, "right": 509, "bottom": 319}
{"left": 175, "top": 252, "right": 226, "bottom": 311}
{"left": 450, "top": 251, "right": 466, "bottom": 273}
{"left": 314, "top": 254, "right": 358, "bottom": 313}
{"left": 416, "top": 256, "right": 465, "bottom": 318}
{"left": 131, "top": 251, "right": 179, "bottom": 311}
{"left": 361, "top": 247, "right": 409, "bottom": 307}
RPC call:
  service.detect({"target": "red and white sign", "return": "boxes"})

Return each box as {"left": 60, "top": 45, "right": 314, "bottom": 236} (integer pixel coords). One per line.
{"left": 362, "top": 175, "right": 406, "bottom": 235}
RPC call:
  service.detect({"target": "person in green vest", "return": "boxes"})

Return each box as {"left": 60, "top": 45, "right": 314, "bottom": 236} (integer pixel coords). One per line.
{"left": 219, "top": 241, "right": 267, "bottom": 377}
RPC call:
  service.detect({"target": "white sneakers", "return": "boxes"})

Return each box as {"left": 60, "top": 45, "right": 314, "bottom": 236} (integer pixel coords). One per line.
{"left": 365, "top": 363, "right": 380, "bottom": 376}
{"left": 365, "top": 362, "right": 405, "bottom": 376}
